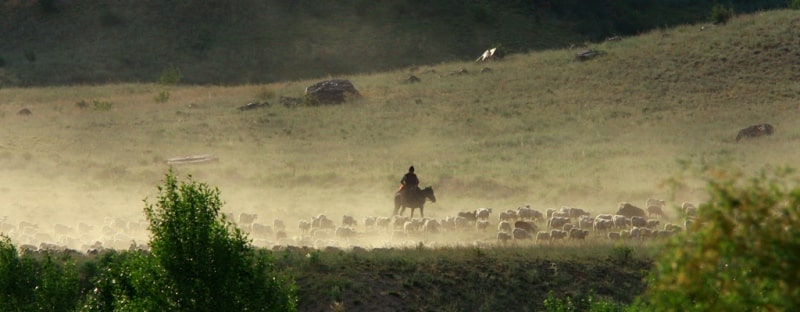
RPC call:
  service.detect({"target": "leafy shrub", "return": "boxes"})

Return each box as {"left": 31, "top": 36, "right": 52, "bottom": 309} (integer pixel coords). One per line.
{"left": 92, "top": 99, "right": 112, "bottom": 111}
{"left": 791, "top": 0, "right": 800, "bottom": 9}
{"left": 80, "top": 250, "right": 171, "bottom": 311}
{"left": 637, "top": 167, "right": 800, "bottom": 311}
{"left": 710, "top": 4, "right": 733, "bottom": 24}
{"left": 158, "top": 66, "right": 182, "bottom": 85}
{"left": 154, "top": 90, "right": 170, "bottom": 103}
{"left": 144, "top": 169, "right": 297, "bottom": 311}
{"left": 0, "top": 236, "right": 81, "bottom": 312}
{"left": 543, "top": 291, "right": 629, "bottom": 312}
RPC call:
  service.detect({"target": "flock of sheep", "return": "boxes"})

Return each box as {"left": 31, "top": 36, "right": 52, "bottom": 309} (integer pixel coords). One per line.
{"left": 0, "top": 199, "right": 700, "bottom": 253}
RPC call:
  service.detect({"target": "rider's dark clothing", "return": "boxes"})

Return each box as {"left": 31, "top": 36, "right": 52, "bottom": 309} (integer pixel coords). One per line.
{"left": 398, "top": 172, "right": 420, "bottom": 196}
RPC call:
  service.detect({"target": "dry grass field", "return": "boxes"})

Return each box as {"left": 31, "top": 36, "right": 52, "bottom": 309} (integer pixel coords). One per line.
{"left": 1, "top": 9, "right": 799, "bottom": 251}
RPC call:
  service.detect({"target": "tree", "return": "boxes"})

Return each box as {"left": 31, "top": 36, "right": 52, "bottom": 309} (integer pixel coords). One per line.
{"left": 143, "top": 169, "right": 296, "bottom": 312}
{"left": 637, "top": 167, "right": 800, "bottom": 311}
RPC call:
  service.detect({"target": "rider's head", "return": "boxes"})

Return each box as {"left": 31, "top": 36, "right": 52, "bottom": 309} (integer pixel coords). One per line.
{"left": 409, "top": 166, "right": 415, "bottom": 173}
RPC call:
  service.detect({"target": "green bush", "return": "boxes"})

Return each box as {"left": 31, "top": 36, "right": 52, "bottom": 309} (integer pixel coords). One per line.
{"left": 710, "top": 4, "right": 733, "bottom": 24}
{"left": 143, "top": 169, "right": 297, "bottom": 311}
{"left": 0, "top": 236, "right": 81, "bottom": 312}
{"left": 158, "top": 66, "right": 182, "bottom": 85}
{"left": 637, "top": 167, "right": 800, "bottom": 311}
{"left": 92, "top": 99, "right": 112, "bottom": 111}
{"left": 790, "top": 0, "right": 800, "bottom": 9}
{"left": 80, "top": 250, "right": 171, "bottom": 311}
{"left": 154, "top": 90, "right": 170, "bottom": 103}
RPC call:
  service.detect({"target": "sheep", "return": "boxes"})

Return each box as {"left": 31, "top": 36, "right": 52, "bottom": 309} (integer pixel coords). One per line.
{"left": 517, "top": 205, "right": 544, "bottom": 222}
{"left": 422, "top": 219, "right": 441, "bottom": 233}
{"left": 646, "top": 198, "right": 666, "bottom": 219}
{"left": 364, "top": 216, "right": 377, "bottom": 228}
{"left": 496, "top": 231, "right": 512, "bottom": 244}
{"left": 562, "top": 223, "right": 574, "bottom": 232}
{"left": 457, "top": 210, "right": 478, "bottom": 223}
{"left": 335, "top": 226, "right": 356, "bottom": 239}
{"left": 548, "top": 217, "right": 571, "bottom": 229}
{"left": 476, "top": 220, "right": 491, "bottom": 231}
{"left": 440, "top": 217, "right": 456, "bottom": 232}
{"left": 512, "top": 228, "right": 532, "bottom": 240}
{"left": 239, "top": 213, "right": 258, "bottom": 225}
{"left": 498, "top": 210, "right": 518, "bottom": 222}
{"left": 607, "top": 232, "right": 621, "bottom": 240}
{"left": 476, "top": 208, "right": 493, "bottom": 220}
{"left": 514, "top": 220, "right": 538, "bottom": 233}
{"left": 273, "top": 219, "right": 286, "bottom": 231}
{"left": 546, "top": 208, "right": 556, "bottom": 219}
{"left": 393, "top": 215, "right": 410, "bottom": 229}
{"left": 646, "top": 219, "right": 660, "bottom": 229}
{"left": 612, "top": 215, "right": 630, "bottom": 229}
{"left": 578, "top": 216, "right": 594, "bottom": 230}
{"left": 560, "top": 206, "right": 590, "bottom": 219}
{"left": 342, "top": 215, "right": 357, "bottom": 228}
{"left": 595, "top": 214, "right": 613, "bottom": 221}
{"left": 251, "top": 223, "right": 273, "bottom": 238}
{"left": 454, "top": 216, "right": 472, "bottom": 230}
{"left": 376, "top": 217, "right": 392, "bottom": 229}
{"left": 616, "top": 202, "right": 646, "bottom": 218}
{"left": 549, "top": 229, "right": 567, "bottom": 241}
{"left": 497, "top": 221, "right": 512, "bottom": 233}
{"left": 631, "top": 216, "right": 648, "bottom": 228}
{"left": 298, "top": 220, "right": 311, "bottom": 233}
{"left": 682, "top": 202, "right": 698, "bottom": 218}
{"left": 664, "top": 223, "right": 683, "bottom": 232}
{"left": 536, "top": 231, "right": 551, "bottom": 243}
{"left": 593, "top": 219, "right": 614, "bottom": 232}
{"left": 569, "top": 228, "right": 589, "bottom": 240}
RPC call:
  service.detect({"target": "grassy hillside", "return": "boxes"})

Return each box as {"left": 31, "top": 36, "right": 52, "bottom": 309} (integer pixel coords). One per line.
{"left": 0, "top": 0, "right": 789, "bottom": 86}
{"left": 0, "top": 8, "right": 798, "bottom": 311}
{"left": 0, "top": 9, "right": 797, "bottom": 242}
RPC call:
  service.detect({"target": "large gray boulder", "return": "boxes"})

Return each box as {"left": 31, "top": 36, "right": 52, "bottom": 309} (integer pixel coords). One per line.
{"left": 304, "top": 79, "right": 359, "bottom": 105}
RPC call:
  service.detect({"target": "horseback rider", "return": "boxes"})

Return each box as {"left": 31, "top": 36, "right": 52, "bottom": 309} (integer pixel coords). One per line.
{"left": 398, "top": 166, "right": 420, "bottom": 197}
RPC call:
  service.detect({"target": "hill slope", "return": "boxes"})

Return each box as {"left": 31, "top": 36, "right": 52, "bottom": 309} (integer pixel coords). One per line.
{"left": 0, "top": 9, "right": 797, "bottom": 234}
{"left": 0, "top": 0, "right": 789, "bottom": 86}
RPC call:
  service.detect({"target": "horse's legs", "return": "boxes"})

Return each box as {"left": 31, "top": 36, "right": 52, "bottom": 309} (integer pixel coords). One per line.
{"left": 420, "top": 207, "right": 424, "bottom": 219}
{"left": 410, "top": 208, "right": 415, "bottom": 219}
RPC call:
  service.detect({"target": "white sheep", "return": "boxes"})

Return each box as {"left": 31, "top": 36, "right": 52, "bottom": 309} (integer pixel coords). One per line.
{"left": 517, "top": 205, "right": 544, "bottom": 222}
{"left": 607, "top": 232, "right": 621, "bottom": 240}
{"left": 239, "top": 213, "right": 258, "bottom": 225}
{"left": 593, "top": 219, "right": 613, "bottom": 232}
{"left": 498, "top": 210, "right": 518, "bottom": 222}
{"left": 364, "top": 216, "right": 377, "bottom": 228}
{"left": 512, "top": 228, "right": 532, "bottom": 240}
{"left": 549, "top": 229, "right": 567, "bottom": 241}
{"left": 476, "top": 220, "right": 491, "bottom": 231}
{"left": 569, "top": 228, "right": 589, "bottom": 240}
{"left": 496, "top": 231, "right": 512, "bottom": 244}
{"left": 497, "top": 221, "right": 512, "bottom": 233}
{"left": 631, "top": 216, "right": 647, "bottom": 228}
{"left": 612, "top": 215, "right": 630, "bottom": 229}
{"left": 342, "top": 215, "right": 357, "bottom": 228}
{"left": 273, "top": 219, "right": 286, "bottom": 231}
{"left": 476, "top": 208, "right": 493, "bottom": 220}
{"left": 536, "top": 231, "right": 551, "bottom": 243}
{"left": 422, "top": 219, "right": 441, "bottom": 233}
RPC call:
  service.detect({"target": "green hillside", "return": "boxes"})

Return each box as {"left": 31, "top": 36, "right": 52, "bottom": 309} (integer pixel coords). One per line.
{"left": 0, "top": 0, "right": 789, "bottom": 86}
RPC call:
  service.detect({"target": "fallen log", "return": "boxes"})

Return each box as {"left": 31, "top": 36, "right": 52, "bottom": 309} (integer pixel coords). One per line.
{"left": 165, "top": 154, "right": 218, "bottom": 165}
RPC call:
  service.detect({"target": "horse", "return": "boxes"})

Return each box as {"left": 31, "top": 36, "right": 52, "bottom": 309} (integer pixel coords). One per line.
{"left": 394, "top": 186, "right": 436, "bottom": 218}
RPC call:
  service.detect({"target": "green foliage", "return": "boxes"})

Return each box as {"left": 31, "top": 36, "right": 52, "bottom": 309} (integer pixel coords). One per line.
{"left": 144, "top": 169, "right": 297, "bottom": 311}
{"left": 302, "top": 93, "right": 320, "bottom": 106}
{"left": 92, "top": 99, "right": 112, "bottom": 111}
{"left": 158, "top": 66, "right": 182, "bottom": 85}
{"left": 790, "top": 0, "right": 800, "bottom": 9}
{"left": 154, "top": 90, "right": 170, "bottom": 103}
{"left": 711, "top": 4, "right": 734, "bottom": 24}
{"left": 0, "top": 236, "right": 81, "bottom": 312}
{"left": 80, "top": 250, "right": 172, "bottom": 311}
{"left": 543, "top": 291, "right": 629, "bottom": 312}
{"left": 75, "top": 100, "right": 88, "bottom": 109}
{"left": 638, "top": 167, "right": 800, "bottom": 311}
